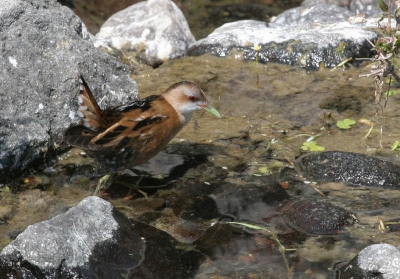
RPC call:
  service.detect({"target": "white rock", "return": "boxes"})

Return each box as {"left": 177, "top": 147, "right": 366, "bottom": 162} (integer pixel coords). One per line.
{"left": 95, "top": 0, "right": 195, "bottom": 66}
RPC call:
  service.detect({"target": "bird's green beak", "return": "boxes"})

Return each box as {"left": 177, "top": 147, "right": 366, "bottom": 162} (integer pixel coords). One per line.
{"left": 203, "top": 104, "right": 221, "bottom": 118}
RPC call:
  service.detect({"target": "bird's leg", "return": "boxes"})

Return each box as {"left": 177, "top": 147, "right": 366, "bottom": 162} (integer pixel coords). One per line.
{"left": 93, "top": 173, "right": 115, "bottom": 196}
{"left": 117, "top": 175, "right": 148, "bottom": 199}
{"left": 115, "top": 169, "right": 176, "bottom": 199}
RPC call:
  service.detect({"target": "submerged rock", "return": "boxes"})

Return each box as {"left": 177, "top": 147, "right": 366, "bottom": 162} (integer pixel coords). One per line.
{"left": 0, "top": 196, "right": 203, "bottom": 278}
{"left": 188, "top": 4, "right": 377, "bottom": 68}
{"left": 297, "top": 151, "right": 400, "bottom": 188}
{"left": 95, "top": 0, "right": 195, "bottom": 67}
{"left": 282, "top": 199, "right": 357, "bottom": 235}
{"left": 0, "top": 0, "right": 138, "bottom": 183}
{"left": 214, "top": 176, "right": 290, "bottom": 220}
{"left": 332, "top": 243, "right": 400, "bottom": 279}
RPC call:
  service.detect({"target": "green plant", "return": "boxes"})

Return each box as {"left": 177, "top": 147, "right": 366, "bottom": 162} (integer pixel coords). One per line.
{"left": 336, "top": 118, "right": 356, "bottom": 129}
{"left": 357, "top": 0, "right": 400, "bottom": 147}
{"left": 301, "top": 141, "right": 325, "bottom": 151}
{"left": 391, "top": 140, "right": 400, "bottom": 150}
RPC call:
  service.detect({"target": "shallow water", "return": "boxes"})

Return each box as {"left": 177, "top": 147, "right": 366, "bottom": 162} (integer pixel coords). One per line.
{"left": 2, "top": 54, "right": 400, "bottom": 278}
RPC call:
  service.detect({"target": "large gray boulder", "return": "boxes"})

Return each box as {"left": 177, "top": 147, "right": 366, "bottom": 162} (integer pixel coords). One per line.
{"left": 0, "top": 0, "right": 139, "bottom": 183}
{"left": 188, "top": 4, "right": 378, "bottom": 68}
{"left": 0, "top": 196, "right": 144, "bottom": 278}
{"left": 95, "top": 0, "right": 196, "bottom": 67}
{"left": 0, "top": 196, "right": 204, "bottom": 278}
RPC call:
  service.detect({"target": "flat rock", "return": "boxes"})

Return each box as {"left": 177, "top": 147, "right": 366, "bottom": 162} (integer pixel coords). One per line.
{"left": 297, "top": 151, "right": 400, "bottom": 188}
{"left": 95, "top": 0, "right": 195, "bottom": 67}
{"left": 282, "top": 199, "right": 357, "bottom": 235}
{"left": 188, "top": 4, "right": 378, "bottom": 68}
{"left": 0, "top": 0, "right": 138, "bottom": 182}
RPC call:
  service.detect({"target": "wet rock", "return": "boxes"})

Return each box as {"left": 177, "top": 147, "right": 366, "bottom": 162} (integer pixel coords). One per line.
{"left": 332, "top": 244, "right": 400, "bottom": 279}
{"left": 0, "top": 0, "right": 138, "bottom": 183}
{"left": 133, "top": 150, "right": 185, "bottom": 176}
{"left": 0, "top": 196, "right": 144, "bottom": 278}
{"left": 282, "top": 199, "right": 357, "bottom": 234}
{"left": 194, "top": 222, "right": 250, "bottom": 252}
{"left": 95, "top": 0, "right": 195, "bottom": 67}
{"left": 0, "top": 196, "right": 204, "bottom": 279}
{"left": 297, "top": 151, "right": 400, "bottom": 188}
{"left": 130, "top": 221, "right": 205, "bottom": 279}
{"left": 179, "top": 196, "right": 221, "bottom": 221}
{"left": 188, "top": 4, "right": 376, "bottom": 68}
{"left": 214, "top": 176, "right": 290, "bottom": 220}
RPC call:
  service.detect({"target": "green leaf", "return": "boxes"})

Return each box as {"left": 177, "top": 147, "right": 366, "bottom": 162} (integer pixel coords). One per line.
{"left": 228, "top": 221, "right": 264, "bottom": 230}
{"left": 391, "top": 141, "right": 400, "bottom": 150}
{"left": 258, "top": 166, "right": 271, "bottom": 174}
{"left": 336, "top": 119, "right": 356, "bottom": 129}
{"left": 378, "top": 43, "right": 391, "bottom": 52}
{"left": 301, "top": 141, "right": 325, "bottom": 151}
{"left": 378, "top": 0, "right": 389, "bottom": 12}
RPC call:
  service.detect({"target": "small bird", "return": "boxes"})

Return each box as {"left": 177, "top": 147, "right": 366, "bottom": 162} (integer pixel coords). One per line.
{"left": 63, "top": 75, "right": 221, "bottom": 176}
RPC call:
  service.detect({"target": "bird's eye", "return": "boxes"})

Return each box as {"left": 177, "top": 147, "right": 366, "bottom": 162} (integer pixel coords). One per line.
{"left": 189, "top": 96, "right": 196, "bottom": 102}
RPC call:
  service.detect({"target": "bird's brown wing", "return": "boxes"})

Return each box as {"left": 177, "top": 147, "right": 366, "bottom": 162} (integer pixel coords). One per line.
{"left": 88, "top": 97, "right": 180, "bottom": 166}
{"left": 77, "top": 75, "right": 104, "bottom": 132}
{"left": 64, "top": 94, "right": 182, "bottom": 168}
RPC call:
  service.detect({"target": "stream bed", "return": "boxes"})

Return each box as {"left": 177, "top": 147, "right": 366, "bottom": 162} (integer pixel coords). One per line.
{"left": 2, "top": 54, "right": 400, "bottom": 278}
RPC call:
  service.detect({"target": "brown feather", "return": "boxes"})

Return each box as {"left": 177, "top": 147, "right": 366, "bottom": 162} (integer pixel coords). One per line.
{"left": 63, "top": 75, "right": 215, "bottom": 170}
{"left": 78, "top": 75, "right": 103, "bottom": 131}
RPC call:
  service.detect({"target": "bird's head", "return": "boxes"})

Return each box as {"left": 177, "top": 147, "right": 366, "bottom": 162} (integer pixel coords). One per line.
{"left": 162, "top": 81, "right": 221, "bottom": 122}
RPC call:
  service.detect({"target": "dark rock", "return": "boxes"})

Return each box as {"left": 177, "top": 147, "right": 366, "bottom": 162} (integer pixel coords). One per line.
{"left": 133, "top": 150, "right": 185, "bottom": 176}
{"left": 0, "top": 196, "right": 144, "bottom": 278}
{"left": 0, "top": 0, "right": 138, "bottom": 183}
{"left": 179, "top": 196, "right": 221, "bottom": 221}
{"left": 188, "top": 4, "right": 377, "bottom": 68}
{"left": 130, "top": 221, "right": 205, "bottom": 279}
{"left": 194, "top": 222, "right": 249, "bottom": 252}
{"left": 297, "top": 151, "right": 400, "bottom": 188}
{"left": 332, "top": 244, "right": 400, "bottom": 279}
{"left": 0, "top": 196, "right": 204, "bottom": 279}
{"left": 214, "top": 176, "right": 290, "bottom": 220}
{"left": 94, "top": 0, "right": 195, "bottom": 67}
{"left": 282, "top": 199, "right": 357, "bottom": 235}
